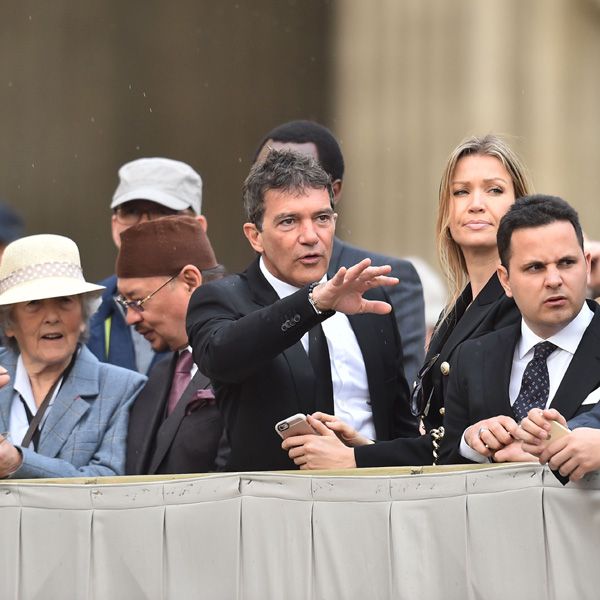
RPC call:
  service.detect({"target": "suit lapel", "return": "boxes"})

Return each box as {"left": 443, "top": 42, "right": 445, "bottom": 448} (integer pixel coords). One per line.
{"left": 441, "top": 275, "right": 507, "bottom": 356}
{"left": 246, "top": 258, "right": 317, "bottom": 415}
{"left": 148, "top": 368, "right": 213, "bottom": 473}
{"left": 130, "top": 354, "right": 175, "bottom": 474}
{"left": 550, "top": 307, "right": 600, "bottom": 419}
{"left": 483, "top": 324, "right": 519, "bottom": 417}
{"left": 246, "top": 257, "right": 280, "bottom": 307}
{"left": 38, "top": 347, "right": 98, "bottom": 458}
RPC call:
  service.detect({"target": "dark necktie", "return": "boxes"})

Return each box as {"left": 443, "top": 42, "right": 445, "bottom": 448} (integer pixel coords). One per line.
{"left": 512, "top": 341, "right": 557, "bottom": 422}
{"left": 308, "top": 323, "right": 334, "bottom": 414}
{"left": 167, "top": 350, "right": 194, "bottom": 416}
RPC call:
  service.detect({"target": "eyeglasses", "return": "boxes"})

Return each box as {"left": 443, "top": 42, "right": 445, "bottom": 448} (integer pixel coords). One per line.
{"left": 409, "top": 353, "right": 440, "bottom": 418}
{"left": 113, "top": 202, "right": 182, "bottom": 226}
{"left": 116, "top": 274, "right": 177, "bottom": 313}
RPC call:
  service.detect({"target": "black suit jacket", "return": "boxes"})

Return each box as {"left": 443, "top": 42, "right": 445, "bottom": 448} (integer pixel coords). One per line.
{"left": 126, "top": 352, "right": 228, "bottom": 475}
{"left": 186, "top": 257, "right": 418, "bottom": 472}
{"left": 439, "top": 301, "right": 600, "bottom": 465}
{"left": 354, "top": 273, "right": 520, "bottom": 467}
{"left": 329, "top": 238, "right": 426, "bottom": 389}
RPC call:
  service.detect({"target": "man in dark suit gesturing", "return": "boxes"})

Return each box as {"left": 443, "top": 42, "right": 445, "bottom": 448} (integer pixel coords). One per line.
{"left": 118, "top": 216, "right": 228, "bottom": 474}
{"left": 440, "top": 195, "right": 600, "bottom": 465}
{"left": 254, "top": 120, "right": 426, "bottom": 387}
{"left": 186, "top": 150, "right": 418, "bottom": 472}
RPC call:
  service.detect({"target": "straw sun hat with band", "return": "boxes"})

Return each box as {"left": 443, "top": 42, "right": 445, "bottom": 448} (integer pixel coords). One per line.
{"left": 0, "top": 234, "right": 104, "bottom": 307}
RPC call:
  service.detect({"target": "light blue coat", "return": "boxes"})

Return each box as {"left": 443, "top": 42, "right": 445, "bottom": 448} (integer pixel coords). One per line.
{"left": 0, "top": 345, "right": 146, "bottom": 478}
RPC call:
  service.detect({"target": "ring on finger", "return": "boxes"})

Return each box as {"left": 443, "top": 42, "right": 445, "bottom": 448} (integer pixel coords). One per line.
{"left": 478, "top": 426, "right": 489, "bottom": 440}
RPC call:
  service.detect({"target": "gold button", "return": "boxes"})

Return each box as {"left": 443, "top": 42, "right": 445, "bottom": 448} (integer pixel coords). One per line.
{"left": 439, "top": 407, "right": 445, "bottom": 416}
{"left": 440, "top": 361, "right": 450, "bottom": 376}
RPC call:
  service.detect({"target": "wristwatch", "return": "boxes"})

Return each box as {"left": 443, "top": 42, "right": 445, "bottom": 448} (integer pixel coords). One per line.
{"left": 308, "top": 282, "right": 324, "bottom": 314}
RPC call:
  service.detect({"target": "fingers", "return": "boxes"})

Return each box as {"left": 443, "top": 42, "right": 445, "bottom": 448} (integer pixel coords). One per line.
{"left": 497, "top": 415, "right": 520, "bottom": 438}
{"left": 480, "top": 428, "right": 507, "bottom": 451}
{"left": 486, "top": 418, "right": 516, "bottom": 447}
{"left": 518, "top": 417, "right": 549, "bottom": 444}
{"left": 306, "top": 415, "right": 335, "bottom": 437}
{"left": 311, "top": 411, "right": 336, "bottom": 422}
{"left": 357, "top": 299, "right": 393, "bottom": 315}
{"left": 466, "top": 416, "right": 518, "bottom": 455}
{"left": 519, "top": 409, "right": 568, "bottom": 448}
{"left": 465, "top": 425, "right": 493, "bottom": 457}
{"left": 337, "top": 259, "right": 395, "bottom": 287}
{"left": 539, "top": 436, "right": 570, "bottom": 466}
{"left": 521, "top": 441, "right": 545, "bottom": 458}
{"left": 310, "top": 414, "right": 367, "bottom": 446}
{"left": 544, "top": 409, "right": 568, "bottom": 427}
{"left": 492, "top": 440, "right": 540, "bottom": 464}
{"left": 281, "top": 434, "right": 311, "bottom": 451}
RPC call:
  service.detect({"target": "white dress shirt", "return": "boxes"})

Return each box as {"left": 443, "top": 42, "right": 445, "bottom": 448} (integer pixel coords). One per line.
{"left": 460, "top": 303, "right": 594, "bottom": 463}
{"left": 259, "top": 258, "right": 375, "bottom": 439}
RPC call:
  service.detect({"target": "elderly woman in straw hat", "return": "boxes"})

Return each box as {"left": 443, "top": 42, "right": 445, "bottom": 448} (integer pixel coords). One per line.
{"left": 0, "top": 234, "right": 146, "bottom": 478}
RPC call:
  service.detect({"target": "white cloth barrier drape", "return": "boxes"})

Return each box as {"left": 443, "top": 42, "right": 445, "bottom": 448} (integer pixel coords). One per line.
{"left": 1, "top": 464, "right": 599, "bottom": 600}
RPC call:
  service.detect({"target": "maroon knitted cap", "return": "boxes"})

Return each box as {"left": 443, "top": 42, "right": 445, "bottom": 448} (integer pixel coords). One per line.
{"left": 116, "top": 216, "right": 218, "bottom": 278}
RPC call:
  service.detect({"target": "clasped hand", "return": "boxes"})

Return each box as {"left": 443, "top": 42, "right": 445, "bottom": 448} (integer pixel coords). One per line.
{"left": 465, "top": 415, "right": 538, "bottom": 462}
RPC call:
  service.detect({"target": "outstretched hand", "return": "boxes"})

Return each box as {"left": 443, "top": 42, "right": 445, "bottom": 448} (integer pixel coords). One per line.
{"left": 311, "top": 258, "right": 398, "bottom": 315}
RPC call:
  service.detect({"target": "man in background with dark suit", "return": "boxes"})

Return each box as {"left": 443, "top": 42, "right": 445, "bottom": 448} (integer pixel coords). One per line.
{"left": 440, "top": 195, "right": 600, "bottom": 465}
{"left": 187, "top": 149, "right": 418, "bottom": 472}
{"left": 254, "top": 120, "right": 426, "bottom": 387}
{"left": 119, "top": 216, "right": 228, "bottom": 474}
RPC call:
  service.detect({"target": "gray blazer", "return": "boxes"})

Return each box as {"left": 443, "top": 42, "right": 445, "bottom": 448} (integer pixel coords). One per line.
{"left": 329, "top": 238, "right": 426, "bottom": 387}
{"left": 0, "top": 345, "right": 146, "bottom": 478}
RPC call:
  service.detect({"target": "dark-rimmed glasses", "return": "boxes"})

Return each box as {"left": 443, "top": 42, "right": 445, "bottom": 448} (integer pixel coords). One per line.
{"left": 113, "top": 202, "right": 181, "bottom": 226}
{"left": 409, "top": 353, "right": 440, "bottom": 418}
{"left": 116, "top": 274, "right": 177, "bottom": 313}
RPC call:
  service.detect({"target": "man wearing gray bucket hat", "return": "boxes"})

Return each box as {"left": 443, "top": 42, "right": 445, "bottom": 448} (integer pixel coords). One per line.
{"left": 0, "top": 234, "right": 146, "bottom": 478}
{"left": 87, "top": 157, "right": 206, "bottom": 375}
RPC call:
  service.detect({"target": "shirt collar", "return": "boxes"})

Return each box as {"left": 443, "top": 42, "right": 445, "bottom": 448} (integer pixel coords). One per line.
{"left": 13, "top": 355, "right": 33, "bottom": 403}
{"left": 518, "top": 302, "right": 594, "bottom": 359}
{"left": 259, "top": 256, "right": 326, "bottom": 300}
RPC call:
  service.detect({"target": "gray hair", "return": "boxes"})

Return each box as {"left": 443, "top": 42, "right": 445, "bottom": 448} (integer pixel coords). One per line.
{"left": 243, "top": 148, "right": 333, "bottom": 230}
{"left": 0, "top": 294, "right": 97, "bottom": 354}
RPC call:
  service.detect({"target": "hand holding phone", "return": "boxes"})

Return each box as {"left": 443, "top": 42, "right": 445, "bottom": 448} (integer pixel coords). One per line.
{"left": 543, "top": 420, "right": 570, "bottom": 446}
{"left": 275, "top": 413, "right": 320, "bottom": 440}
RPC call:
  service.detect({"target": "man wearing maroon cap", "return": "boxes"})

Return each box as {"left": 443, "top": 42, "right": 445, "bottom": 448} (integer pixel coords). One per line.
{"left": 117, "top": 216, "right": 228, "bottom": 474}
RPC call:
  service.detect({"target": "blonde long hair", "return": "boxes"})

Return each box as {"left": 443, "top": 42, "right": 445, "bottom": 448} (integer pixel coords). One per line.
{"left": 436, "top": 134, "right": 533, "bottom": 312}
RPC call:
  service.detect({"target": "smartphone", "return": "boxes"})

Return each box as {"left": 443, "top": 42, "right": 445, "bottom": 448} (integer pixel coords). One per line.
{"left": 546, "top": 420, "right": 570, "bottom": 442}
{"left": 275, "top": 413, "right": 318, "bottom": 440}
